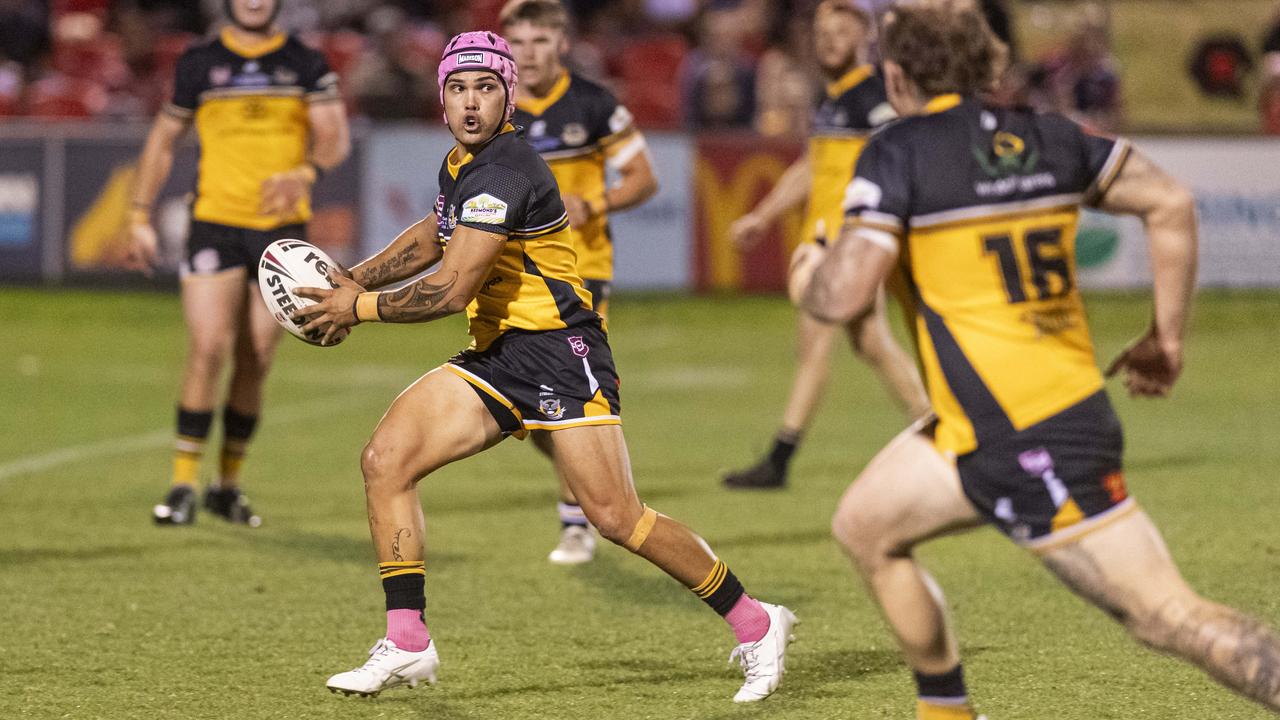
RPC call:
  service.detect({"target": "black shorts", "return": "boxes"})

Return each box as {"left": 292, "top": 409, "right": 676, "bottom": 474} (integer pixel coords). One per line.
{"left": 583, "top": 279, "right": 612, "bottom": 320}
{"left": 957, "top": 391, "right": 1134, "bottom": 549}
{"left": 445, "top": 320, "right": 621, "bottom": 439}
{"left": 184, "top": 220, "right": 307, "bottom": 281}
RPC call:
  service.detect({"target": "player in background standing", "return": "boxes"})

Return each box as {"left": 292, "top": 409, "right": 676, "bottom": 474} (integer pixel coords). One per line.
{"left": 294, "top": 32, "right": 795, "bottom": 702}
{"left": 796, "top": 5, "right": 1280, "bottom": 717}
{"left": 723, "top": 0, "right": 929, "bottom": 490}
{"left": 126, "top": 0, "right": 350, "bottom": 526}
{"left": 503, "top": 0, "right": 659, "bottom": 564}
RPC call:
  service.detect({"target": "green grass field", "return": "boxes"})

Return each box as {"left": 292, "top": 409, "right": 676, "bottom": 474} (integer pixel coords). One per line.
{"left": 2, "top": 288, "right": 1278, "bottom": 719}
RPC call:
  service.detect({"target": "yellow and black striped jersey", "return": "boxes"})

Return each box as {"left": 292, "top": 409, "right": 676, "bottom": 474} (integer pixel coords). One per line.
{"left": 512, "top": 72, "right": 642, "bottom": 281}
{"left": 804, "top": 65, "right": 896, "bottom": 244}
{"left": 436, "top": 124, "right": 595, "bottom": 352}
{"left": 843, "top": 94, "right": 1131, "bottom": 456}
{"left": 166, "top": 29, "right": 340, "bottom": 230}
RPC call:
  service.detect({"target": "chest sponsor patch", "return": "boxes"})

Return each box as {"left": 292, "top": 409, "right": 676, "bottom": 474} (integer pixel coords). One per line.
{"left": 460, "top": 193, "right": 508, "bottom": 224}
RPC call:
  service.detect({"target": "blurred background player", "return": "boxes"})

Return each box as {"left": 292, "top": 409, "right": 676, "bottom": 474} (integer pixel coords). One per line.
{"left": 722, "top": 0, "right": 929, "bottom": 489}
{"left": 293, "top": 31, "right": 794, "bottom": 701}
{"left": 126, "top": 0, "right": 350, "bottom": 526}
{"left": 502, "top": 0, "right": 659, "bottom": 564}
{"left": 797, "top": 4, "right": 1280, "bottom": 717}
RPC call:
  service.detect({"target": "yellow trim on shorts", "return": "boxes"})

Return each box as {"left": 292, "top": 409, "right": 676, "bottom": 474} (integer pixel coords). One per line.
{"left": 1024, "top": 497, "right": 1138, "bottom": 556}
{"left": 441, "top": 364, "right": 529, "bottom": 440}
{"left": 522, "top": 416, "right": 621, "bottom": 431}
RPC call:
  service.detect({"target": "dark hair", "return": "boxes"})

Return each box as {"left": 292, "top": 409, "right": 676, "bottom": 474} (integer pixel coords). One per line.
{"left": 499, "top": 0, "right": 569, "bottom": 31}
{"left": 881, "top": 4, "right": 1007, "bottom": 96}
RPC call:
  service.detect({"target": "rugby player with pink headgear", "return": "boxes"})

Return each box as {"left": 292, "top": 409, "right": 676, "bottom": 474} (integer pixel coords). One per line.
{"left": 298, "top": 31, "right": 797, "bottom": 702}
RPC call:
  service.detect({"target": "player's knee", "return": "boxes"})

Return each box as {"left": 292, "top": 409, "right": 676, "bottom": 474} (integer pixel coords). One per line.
{"left": 593, "top": 504, "right": 655, "bottom": 551}
{"left": 832, "top": 503, "right": 898, "bottom": 570}
{"left": 1122, "top": 591, "right": 1202, "bottom": 652}
{"left": 189, "top": 335, "right": 233, "bottom": 370}
{"left": 234, "top": 342, "right": 276, "bottom": 377}
{"left": 360, "top": 441, "right": 413, "bottom": 495}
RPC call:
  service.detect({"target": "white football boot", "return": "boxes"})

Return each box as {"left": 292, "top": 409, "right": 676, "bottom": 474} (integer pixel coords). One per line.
{"left": 326, "top": 638, "right": 439, "bottom": 697}
{"left": 729, "top": 602, "right": 798, "bottom": 702}
{"left": 548, "top": 525, "right": 596, "bottom": 565}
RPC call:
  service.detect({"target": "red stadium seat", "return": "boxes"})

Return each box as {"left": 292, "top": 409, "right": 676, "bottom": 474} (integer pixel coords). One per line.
{"left": 616, "top": 34, "right": 688, "bottom": 129}
{"left": 28, "top": 76, "right": 108, "bottom": 118}
{"left": 52, "top": 33, "right": 130, "bottom": 88}
{"left": 323, "top": 30, "right": 366, "bottom": 79}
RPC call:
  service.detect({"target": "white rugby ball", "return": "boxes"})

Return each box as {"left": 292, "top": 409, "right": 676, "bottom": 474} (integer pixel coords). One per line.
{"left": 257, "top": 239, "right": 349, "bottom": 347}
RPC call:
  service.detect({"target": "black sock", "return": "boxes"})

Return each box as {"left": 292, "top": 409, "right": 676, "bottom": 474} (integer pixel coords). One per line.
{"left": 767, "top": 430, "right": 802, "bottom": 472}
{"left": 914, "top": 664, "right": 968, "bottom": 705}
{"left": 379, "top": 562, "right": 426, "bottom": 611}
{"left": 692, "top": 559, "right": 745, "bottom": 616}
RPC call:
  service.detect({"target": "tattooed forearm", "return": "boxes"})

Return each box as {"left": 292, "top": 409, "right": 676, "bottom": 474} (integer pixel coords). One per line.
{"left": 355, "top": 243, "right": 423, "bottom": 290}
{"left": 391, "top": 528, "right": 410, "bottom": 562}
{"left": 377, "top": 272, "right": 461, "bottom": 323}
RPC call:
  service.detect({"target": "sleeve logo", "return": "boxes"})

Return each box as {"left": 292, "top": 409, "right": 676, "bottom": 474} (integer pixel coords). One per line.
{"left": 608, "top": 105, "right": 634, "bottom": 134}
{"left": 460, "top": 193, "right": 508, "bottom": 224}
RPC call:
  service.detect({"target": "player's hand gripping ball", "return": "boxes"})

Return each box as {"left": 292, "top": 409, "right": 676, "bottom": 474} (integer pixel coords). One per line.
{"left": 257, "top": 239, "right": 350, "bottom": 346}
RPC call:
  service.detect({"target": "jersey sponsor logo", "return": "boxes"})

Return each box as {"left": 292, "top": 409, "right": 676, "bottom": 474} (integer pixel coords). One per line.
{"left": 843, "top": 177, "right": 883, "bottom": 212}
{"left": 607, "top": 105, "right": 634, "bottom": 134}
{"left": 972, "top": 129, "right": 1060, "bottom": 198}
{"left": 457, "top": 52, "right": 485, "bottom": 64}
{"left": 272, "top": 67, "right": 299, "bottom": 85}
{"left": 209, "top": 65, "right": 232, "bottom": 86}
{"left": 561, "top": 123, "right": 588, "bottom": 147}
{"left": 567, "top": 336, "right": 589, "bottom": 358}
{"left": 231, "top": 60, "right": 270, "bottom": 88}
{"left": 460, "top": 194, "right": 508, "bottom": 224}
{"left": 529, "top": 120, "right": 547, "bottom": 137}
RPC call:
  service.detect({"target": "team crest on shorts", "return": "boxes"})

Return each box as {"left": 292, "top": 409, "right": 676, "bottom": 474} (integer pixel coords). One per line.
{"left": 567, "top": 336, "right": 589, "bottom": 357}
{"left": 539, "top": 398, "right": 565, "bottom": 420}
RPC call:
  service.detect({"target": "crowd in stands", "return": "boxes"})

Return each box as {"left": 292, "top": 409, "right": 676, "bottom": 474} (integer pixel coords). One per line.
{"left": 0, "top": 0, "right": 1273, "bottom": 134}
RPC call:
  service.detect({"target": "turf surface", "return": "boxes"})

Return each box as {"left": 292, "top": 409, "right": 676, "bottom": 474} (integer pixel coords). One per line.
{"left": 2, "top": 288, "right": 1278, "bottom": 719}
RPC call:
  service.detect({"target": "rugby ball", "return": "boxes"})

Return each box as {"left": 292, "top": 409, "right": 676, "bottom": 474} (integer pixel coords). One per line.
{"left": 257, "top": 239, "right": 349, "bottom": 347}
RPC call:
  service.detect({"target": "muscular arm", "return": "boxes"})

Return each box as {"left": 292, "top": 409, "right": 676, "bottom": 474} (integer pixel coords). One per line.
{"left": 374, "top": 225, "right": 505, "bottom": 323}
{"left": 1097, "top": 149, "right": 1199, "bottom": 348}
{"left": 131, "top": 112, "right": 190, "bottom": 211}
{"left": 349, "top": 214, "right": 443, "bottom": 290}
{"left": 798, "top": 224, "right": 898, "bottom": 325}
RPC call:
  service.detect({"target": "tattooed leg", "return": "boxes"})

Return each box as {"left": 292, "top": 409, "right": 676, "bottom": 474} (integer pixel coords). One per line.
{"left": 1041, "top": 508, "right": 1280, "bottom": 711}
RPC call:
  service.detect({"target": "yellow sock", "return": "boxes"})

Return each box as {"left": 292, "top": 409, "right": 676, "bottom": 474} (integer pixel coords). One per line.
{"left": 172, "top": 435, "right": 205, "bottom": 486}
{"left": 917, "top": 700, "right": 976, "bottom": 720}
{"left": 219, "top": 439, "right": 248, "bottom": 487}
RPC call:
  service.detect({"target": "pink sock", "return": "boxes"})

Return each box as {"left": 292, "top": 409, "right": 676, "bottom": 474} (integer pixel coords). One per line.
{"left": 386, "top": 609, "right": 431, "bottom": 652}
{"left": 725, "top": 595, "right": 771, "bottom": 644}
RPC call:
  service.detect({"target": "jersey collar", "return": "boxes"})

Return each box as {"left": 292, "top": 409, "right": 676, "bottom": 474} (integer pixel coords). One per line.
{"left": 923, "top": 93, "right": 964, "bottom": 115}
{"left": 826, "top": 65, "right": 874, "bottom": 99}
{"left": 220, "top": 27, "right": 286, "bottom": 58}
{"left": 516, "top": 71, "right": 571, "bottom": 117}
{"left": 447, "top": 123, "right": 517, "bottom": 179}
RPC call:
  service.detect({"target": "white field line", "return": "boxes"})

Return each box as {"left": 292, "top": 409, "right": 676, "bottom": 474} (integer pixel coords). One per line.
{"left": 0, "top": 394, "right": 375, "bottom": 485}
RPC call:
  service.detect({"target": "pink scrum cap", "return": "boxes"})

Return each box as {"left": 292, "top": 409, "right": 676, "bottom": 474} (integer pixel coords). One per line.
{"left": 437, "top": 31, "right": 519, "bottom": 124}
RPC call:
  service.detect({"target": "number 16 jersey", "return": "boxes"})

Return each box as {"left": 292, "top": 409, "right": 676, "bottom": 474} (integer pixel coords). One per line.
{"left": 843, "top": 94, "right": 1131, "bottom": 456}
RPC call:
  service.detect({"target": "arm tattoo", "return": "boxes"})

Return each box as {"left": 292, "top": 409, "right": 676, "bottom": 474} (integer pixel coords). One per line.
{"left": 391, "top": 528, "right": 410, "bottom": 562}
{"left": 356, "top": 243, "right": 422, "bottom": 290}
{"left": 376, "top": 272, "right": 460, "bottom": 323}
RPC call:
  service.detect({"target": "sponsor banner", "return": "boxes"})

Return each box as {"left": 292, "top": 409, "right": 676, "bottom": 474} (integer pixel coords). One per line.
{"left": 692, "top": 134, "right": 804, "bottom": 292}
{"left": 1079, "top": 138, "right": 1280, "bottom": 288}
{"left": 363, "top": 129, "right": 693, "bottom": 289}
{"left": 0, "top": 141, "right": 44, "bottom": 280}
{"left": 62, "top": 137, "right": 362, "bottom": 277}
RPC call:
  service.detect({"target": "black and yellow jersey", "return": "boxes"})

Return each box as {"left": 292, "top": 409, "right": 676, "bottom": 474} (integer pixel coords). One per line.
{"left": 436, "top": 124, "right": 595, "bottom": 352}
{"left": 803, "top": 65, "right": 896, "bottom": 243}
{"left": 165, "top": 29, "right": 340, "bottom": 230}
{"left": 843, "top": 94, "right": 1131, "bottom": 456}
{"left": 512, "top": 72, "right": 642, "bottom": 281}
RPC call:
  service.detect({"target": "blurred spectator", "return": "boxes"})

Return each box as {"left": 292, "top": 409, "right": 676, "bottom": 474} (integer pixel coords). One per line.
{"left": 1262, "top": 4, "right": 1280, "bottom": 133}
{"left": 347, "top": 6, "right": 443, "bottom": 120}
{"left": 753, "top": 11, "right": 816, "bottom": 138}
{"left": 0, "top": 0, "right": 52, "bottom": 67}
{"left": 683, "top": 5, "right": 756, "bottom": 129}
{"left": 1025, "top": 5, "right": 1122, "bottom": 133}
